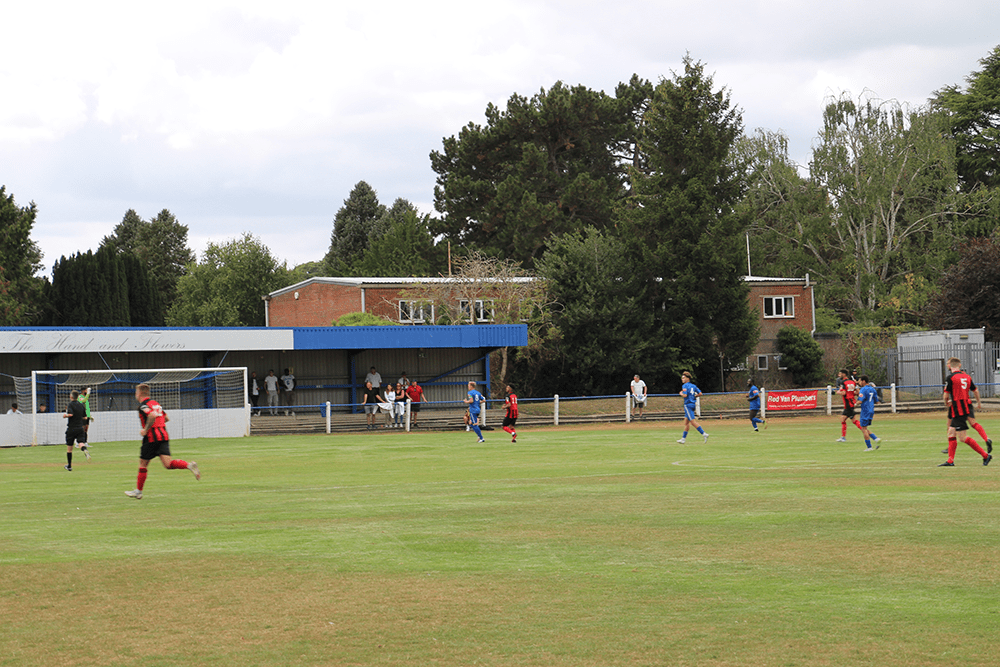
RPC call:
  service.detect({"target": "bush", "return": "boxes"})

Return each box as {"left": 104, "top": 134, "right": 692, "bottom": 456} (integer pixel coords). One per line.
{"left": 333, "top": 312, "right": 400, "bottom": 326}
{"left": 776, "top": 326, "right": 825, "bottom": 386}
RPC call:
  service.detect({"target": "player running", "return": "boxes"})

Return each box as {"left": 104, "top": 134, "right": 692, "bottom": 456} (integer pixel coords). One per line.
{"left": 465, "top": 381, "right": 485, "bottom": 443}
{"left": 835, "top": 369, "right": 866, "bottom": 442}
{"left": 856, "top": 376, "right": 881, "bottom": 451}
{"left": 63, "top": 390, "right": 91, "bottom": 469}
{"left": 747, "top": 379, "right": 765, "bottom": 432}
{"left": 125, "top": 383, "right": 201, "bottom": 499}
{"left": 677, "top": 371, "right": 708, "bottom": 444}
{"left": 939, "top": 358, "right": 992, "bottom": 467}
{"left": 502, "top": 384, "right": 518, "bottom": 443}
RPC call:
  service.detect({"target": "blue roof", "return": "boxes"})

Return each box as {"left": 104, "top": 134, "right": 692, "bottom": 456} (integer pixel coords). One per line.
{"left": 293, "top": 324, "right": 527, "bottom": 350}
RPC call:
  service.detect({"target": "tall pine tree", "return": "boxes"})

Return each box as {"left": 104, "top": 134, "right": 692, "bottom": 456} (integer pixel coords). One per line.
{"left": 624, "top": 57, "right": 757, "bottom": 390}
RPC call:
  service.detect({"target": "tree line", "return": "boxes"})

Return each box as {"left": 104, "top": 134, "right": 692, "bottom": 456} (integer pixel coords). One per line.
{"left": 2, "top": 48, "right": 998, "bottom": 396}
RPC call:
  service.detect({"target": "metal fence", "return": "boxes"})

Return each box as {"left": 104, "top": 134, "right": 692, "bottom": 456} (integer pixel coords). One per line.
{"left": 862, "top": 342, "right": 1000, "bottom": 398}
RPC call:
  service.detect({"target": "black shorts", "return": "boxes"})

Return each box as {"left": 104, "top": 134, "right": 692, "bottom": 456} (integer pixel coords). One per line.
{"left": 65, "top": 427, "right": 87, "bottom": 446}
{"left": 411, "top": 402, "right": 421, "bottom": 413}
{"left": 749, "top": 409, "right": 760, "bottom": 420}
{"left": 140, "top": 438, "right": 171, "bottom": 461}
{"left": 841, "top": 406, "right": 856, "bottom": 418}
{"left": 503, "top": 416, "right": 517, "bottom": 428}
{"left": 950, "top": 416, "right": 970, "bottom": 432}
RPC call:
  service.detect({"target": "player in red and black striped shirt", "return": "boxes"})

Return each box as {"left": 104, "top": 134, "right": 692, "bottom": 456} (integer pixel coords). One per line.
{"left": 835, "top": 370, "right": 866, "bottom": 442}
{"left": 502, "top": 385, "right": 518, "bottom": 443}
{"left": 125, "top": 383, "right": 201, "bottom": 499}
{"left": 940, "top": 357, "right": 992, "bottom": 467}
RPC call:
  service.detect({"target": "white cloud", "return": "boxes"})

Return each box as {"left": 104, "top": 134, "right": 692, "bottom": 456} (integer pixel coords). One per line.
{"left": 2, "top": 0, "right": 997, "bottom": 269}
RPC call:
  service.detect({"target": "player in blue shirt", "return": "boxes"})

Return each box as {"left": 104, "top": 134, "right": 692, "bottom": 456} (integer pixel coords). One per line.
{"left": 747, "top": 379, "right": 765, "bottom": 432}
{"left": 465, "top": 381, "right": 486, "bottom": 442}
{"left": 678, "top": 371, "right": 708, "bottom": 444}
{"left": 857, "top": 375, "right": 881, "bottom": 451}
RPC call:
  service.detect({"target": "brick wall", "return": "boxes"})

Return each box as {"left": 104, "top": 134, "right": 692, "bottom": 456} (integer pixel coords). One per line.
{"left": 268, "top": 283, "right": 363, "bottom": 327}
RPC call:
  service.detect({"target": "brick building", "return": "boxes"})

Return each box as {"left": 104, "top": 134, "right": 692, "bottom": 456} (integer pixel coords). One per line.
{"left": 265, "top": 274, "right": 818, "bottom": 386}
{"left": 743, "top": 275, "right": 816, "bottom": 380}
{"left": 264, "top": 277, "right": 534, "bottom": 327}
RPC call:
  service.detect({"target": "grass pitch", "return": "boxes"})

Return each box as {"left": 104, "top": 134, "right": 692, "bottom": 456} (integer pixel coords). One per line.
{"left": 3, "top": 413, "right": 1000, "bottom": 666}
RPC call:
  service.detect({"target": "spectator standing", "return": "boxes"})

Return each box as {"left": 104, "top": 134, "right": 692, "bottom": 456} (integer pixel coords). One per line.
{"left": 280, "top": 368, "right": 296, "bottom": 416}
{"left": 6, "top": 403, "right": 23, "bottom": 415}
{"left": 630, "top": 374, "right": 647, "bottom": 419}
{"left": 397, "top": 371, "right": 411, "bottom": 390}
{"left": 249, "top": 371, "right": 261, "bottom": 415}
{"left": 361, "top": 381, "right": 384, "bottom": 431}
{"left": 264, "top": 370, "right": 280, "bottom": 415}
{"left": 405, "top": 380, "right": 424, "bottom": 427}
{"left": 365, "top": 366, "right": 382, "bottom": 389}
{"left": 394, "top": 383, "right": 406, "bottom": 427}
{"left": 383, "top": 384, "right": 396, "bottom": 428}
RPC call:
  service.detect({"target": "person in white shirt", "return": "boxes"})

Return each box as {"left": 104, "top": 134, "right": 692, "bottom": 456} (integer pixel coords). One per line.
{"left": 630, "top": 374, "right": 647, "bottom": 419}
{"left": 249, "top": 371, "right": 261, "bottom": 415}
{"left": 383, "top": 384, "right": 396, "bottom": 428}
{"left": 280, "top": 368, "right": 296, "bottom": 416}
{"left": 6, "top": 403, "right": 23, "bottom": 415}
{"left": 365, "top": 366, "right": 382, "bottom": 388}
{"left": 264, "top": 370, "right": 280, "bottom": 415}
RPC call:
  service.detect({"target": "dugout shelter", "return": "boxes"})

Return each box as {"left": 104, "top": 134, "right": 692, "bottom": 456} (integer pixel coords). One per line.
{"left": 0, "top": 324, "right": 527, "bottom": 446}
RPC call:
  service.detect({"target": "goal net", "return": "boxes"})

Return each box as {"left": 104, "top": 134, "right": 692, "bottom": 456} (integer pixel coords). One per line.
{"left": 2, "top": 367, "right": 249, "bottom": 447}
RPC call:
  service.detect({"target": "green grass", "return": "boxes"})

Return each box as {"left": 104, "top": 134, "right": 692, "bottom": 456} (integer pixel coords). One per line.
{"left": 3, "top": 414, "right": 1000, "bottom": 666}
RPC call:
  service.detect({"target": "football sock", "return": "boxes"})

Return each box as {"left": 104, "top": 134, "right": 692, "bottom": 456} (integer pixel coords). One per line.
{"left": 974, "top": 423, "right": 989, "bottom": 441}
{"left": 965, "top": 438, "right": 987, "bottom": 458}
{"left": 168, "top": 459, "right": 189, "bottom": 470}
{"left": 854, "top": 420, "right": 863, "bottom": 431}
{"left": 67, "top": 452, "right": 72, "bottom": 466}
{"left": 682, "top": 431, "right": 689, "bottom": 439}
{"left": 868, "top": 431, "right": 877, "bottom": 440}
{"left": 947, "top": 438, "right": 958, "bottom": 462}
{"left": 471, "top": 424, "right": 483, "bottom": 439}
{"left": 865, "top": 439, "right": 871, "bottom": 448}
{"left": 137, "top": 467, "right": 148, "bottom": 491}
{"left": 841, "top": 423, "right": 848, "bottom": 437}
{"left": 696, "top": 427, "right": 705, "bottom": 435}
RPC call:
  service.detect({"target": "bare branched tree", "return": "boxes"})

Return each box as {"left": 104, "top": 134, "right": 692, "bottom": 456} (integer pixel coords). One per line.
{"left": 392, "top": 252, "right": 553, "bottom": 393}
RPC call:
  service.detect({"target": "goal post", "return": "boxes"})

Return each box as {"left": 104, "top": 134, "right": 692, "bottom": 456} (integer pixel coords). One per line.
{"left": 11, "top": 367, "right": 249, "bottom": 447}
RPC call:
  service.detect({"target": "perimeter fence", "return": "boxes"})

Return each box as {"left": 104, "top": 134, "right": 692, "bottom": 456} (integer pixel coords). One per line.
{"left": 244, "top": 382, "right": 999, "bottom": 436}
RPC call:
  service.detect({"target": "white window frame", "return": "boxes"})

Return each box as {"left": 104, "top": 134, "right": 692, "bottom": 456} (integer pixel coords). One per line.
{"left": 757, "top": 355, "right": 769, "bottom": 371}
{"left": 763, "top": 296, "right": 795, "bottom": 318}
{"left": 459, "top": 299, "right": 495, "bottom": 323}
{"left": 399, "top": 300, "right": 434, "bottom": 324}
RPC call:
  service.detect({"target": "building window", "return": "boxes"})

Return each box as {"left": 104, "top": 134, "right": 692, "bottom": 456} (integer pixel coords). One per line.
{"left": 459, "top": 299, "right": 495, "bottom": 323}
{"left": 399, "top": 301, "right": 433, "bottom": 324}
{"left": 757, "top": 355, "right": 769, "bottom": 371}
{"left": 763, "top": 296, "right": 794, "bottom": 318}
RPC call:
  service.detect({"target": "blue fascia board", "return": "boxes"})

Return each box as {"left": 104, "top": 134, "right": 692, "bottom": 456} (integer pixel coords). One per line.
{"left": 293, "top": 324, "right": 528, "bottom": 350}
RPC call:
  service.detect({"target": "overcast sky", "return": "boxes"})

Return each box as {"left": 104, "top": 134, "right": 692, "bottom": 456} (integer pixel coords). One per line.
{"left": 2, "top": 1, "right": 997, "bottom": 275}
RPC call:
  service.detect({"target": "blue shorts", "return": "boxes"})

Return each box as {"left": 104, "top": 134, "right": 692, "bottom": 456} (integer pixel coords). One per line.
{"left": 860, "top": 417, "right": 873, "bottom": 428}
{"left": 683, "top": 405, "right": 697, "bottom": 421}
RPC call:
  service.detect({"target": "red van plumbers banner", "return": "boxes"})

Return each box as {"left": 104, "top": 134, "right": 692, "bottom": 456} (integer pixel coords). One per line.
{"left": 766, "top": 390, "right": 818, "bottom": 410}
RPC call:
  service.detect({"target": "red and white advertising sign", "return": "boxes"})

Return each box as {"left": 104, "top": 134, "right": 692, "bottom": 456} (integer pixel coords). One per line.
{"left": 766, "top": 390, "right": 818, "bottom": 411}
